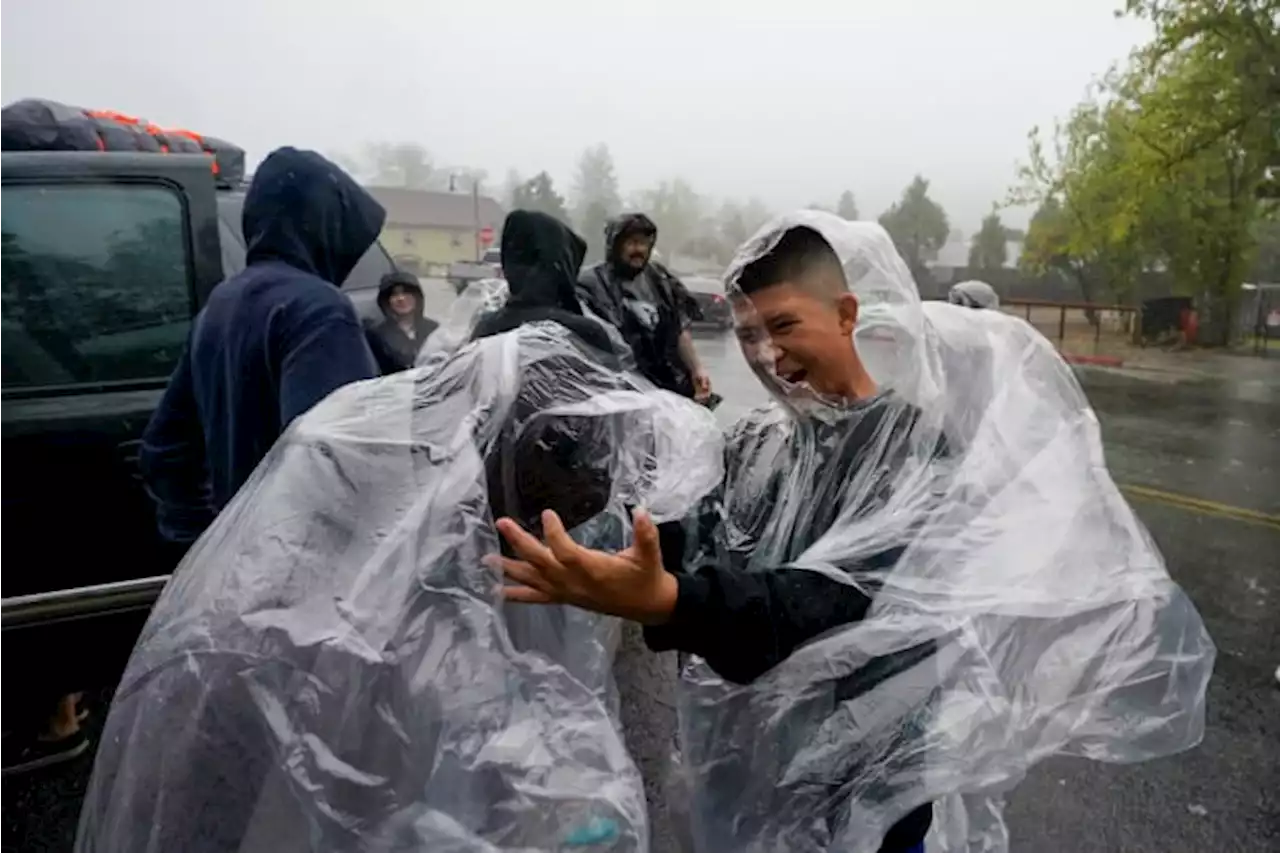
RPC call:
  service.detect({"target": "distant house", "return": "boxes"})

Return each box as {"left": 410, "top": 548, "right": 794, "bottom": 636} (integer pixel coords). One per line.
{"left": 926, "top": 238, "right": 1024, "bottom": 284}
{"left": 367, "top": 187, "right": 504, "bottom": 274}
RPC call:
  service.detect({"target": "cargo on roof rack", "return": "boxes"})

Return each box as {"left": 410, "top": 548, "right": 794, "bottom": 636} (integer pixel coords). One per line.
{"left": 1, "top": 98, "right": 246, "bottom": 188}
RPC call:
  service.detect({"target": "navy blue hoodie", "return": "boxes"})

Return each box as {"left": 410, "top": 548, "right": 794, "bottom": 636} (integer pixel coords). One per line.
{"left": 140, "top": 147, "right": 385, "bottom": 544}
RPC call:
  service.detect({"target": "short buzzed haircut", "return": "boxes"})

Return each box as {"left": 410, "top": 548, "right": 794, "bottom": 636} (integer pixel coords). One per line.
{"left": 735, "top": 225, "right": 847, "bottom": 298}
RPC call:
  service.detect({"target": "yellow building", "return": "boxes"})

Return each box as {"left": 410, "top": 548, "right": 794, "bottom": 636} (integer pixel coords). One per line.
{"left": 367, "top": 187, "right": 505, "bottom": 276}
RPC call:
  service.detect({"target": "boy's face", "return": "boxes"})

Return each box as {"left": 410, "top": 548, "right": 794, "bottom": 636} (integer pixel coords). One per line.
{"left": 734, "top": 281, "right": 861, "bottom": 399}
{"left": 388, "top": 285, "right": 418, "bottom": 317}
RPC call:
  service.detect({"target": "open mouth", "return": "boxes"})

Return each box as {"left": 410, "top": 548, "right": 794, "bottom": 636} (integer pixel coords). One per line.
{"left": 780, "top": 368, "right": 808, "bottom": 385}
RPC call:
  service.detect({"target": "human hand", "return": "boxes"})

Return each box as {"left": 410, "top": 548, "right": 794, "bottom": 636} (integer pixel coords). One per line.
{"left": 491, "top": 508, "right": 677, "bottom": 625}
{"left": 693, "top": 369, "right": 712, "bottom": 403}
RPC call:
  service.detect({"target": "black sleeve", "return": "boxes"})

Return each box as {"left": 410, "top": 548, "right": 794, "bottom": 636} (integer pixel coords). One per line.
{"left": 364, "top": 324, "right": 406, "bottom": 375}
{"left": 644, "top": 558, "right": 873, "bottom": 685}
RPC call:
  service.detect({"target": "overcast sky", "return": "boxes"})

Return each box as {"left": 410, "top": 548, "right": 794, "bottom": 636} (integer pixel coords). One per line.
{"left": 2, "top": 0, "right": 1150, "bottom": 231}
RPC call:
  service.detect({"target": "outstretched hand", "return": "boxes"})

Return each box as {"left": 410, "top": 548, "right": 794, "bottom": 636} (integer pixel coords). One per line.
{"left": 491, "top": 508, "right": 678, "bottom": 625}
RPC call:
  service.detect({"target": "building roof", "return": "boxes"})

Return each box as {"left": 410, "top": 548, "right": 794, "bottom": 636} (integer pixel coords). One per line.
{"left": 367, "top": 186, "right": 505, "bottom": 231}
{"left": 928, "top": 238, "right": 1023, "bottom": 270}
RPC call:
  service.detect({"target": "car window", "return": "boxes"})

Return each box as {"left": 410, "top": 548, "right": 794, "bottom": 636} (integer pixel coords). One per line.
{"left": 341, "top": 241, "right": 395, "bottom": 291}
{"left": 1, "top": 183, "right": 193, "bottom": 389}
{"left": 213, "top": 190, "right": 393, "bottom": 291}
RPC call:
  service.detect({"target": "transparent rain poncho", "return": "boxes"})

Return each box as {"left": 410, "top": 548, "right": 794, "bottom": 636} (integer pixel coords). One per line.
{"left": 675, "top": 211, "right": 1215, "bottom": 853}
{"left": 421, "top": 277, "right": 636, "bottom": 372}
{"left": 75, "top": 321, "right": 723, "bottom": 853}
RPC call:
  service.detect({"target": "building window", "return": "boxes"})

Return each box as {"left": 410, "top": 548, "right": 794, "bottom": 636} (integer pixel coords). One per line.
{"left": 2, "top": 183, "right": 192, "bottom": 388}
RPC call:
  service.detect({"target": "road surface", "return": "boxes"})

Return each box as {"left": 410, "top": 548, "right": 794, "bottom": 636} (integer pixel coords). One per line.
{"left": 5, "top": 327, "right": 1277, "bottom": 852}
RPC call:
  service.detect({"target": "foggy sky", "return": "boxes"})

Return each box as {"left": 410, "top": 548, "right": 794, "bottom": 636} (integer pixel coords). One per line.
{"left": 2, "top": 0, "right": 1150, "bottom": 231}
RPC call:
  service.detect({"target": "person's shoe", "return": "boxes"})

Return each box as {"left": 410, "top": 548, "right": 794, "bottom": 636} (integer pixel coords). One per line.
{"left": 1, "top": 729, "right": 89, "bottom": 775}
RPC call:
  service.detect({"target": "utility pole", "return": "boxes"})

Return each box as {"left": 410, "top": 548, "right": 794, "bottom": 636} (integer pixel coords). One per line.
{"left": 473, "top": 177, "right": 482, "bottom": 262}
{"left": 450, "top": 172, "right": 484, "bottom": 261}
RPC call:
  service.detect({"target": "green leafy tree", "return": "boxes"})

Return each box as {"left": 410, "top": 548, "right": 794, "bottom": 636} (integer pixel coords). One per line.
{"left": 837, "top": 190, "right": 860, "bottom": 220}
{"left": 512, "top": 171, "right": 570, "bottom": 223}
{"left": 968, "top": 209, "right": 1009, "bottom": 271}
{"left": 571, "top": 144, "right": 623, "bottom": 262}
{"left": 878, "top": 175, "right": 950, "bottom": 272}
{"left": 1251, "top": 210, "right": 1280, "bottom": 281}
{"left": 1012, "top": 89, "right": 1149, "bottom": 311}
{"left": 1119, "top": 0, "right": 1280, "bottom": 340}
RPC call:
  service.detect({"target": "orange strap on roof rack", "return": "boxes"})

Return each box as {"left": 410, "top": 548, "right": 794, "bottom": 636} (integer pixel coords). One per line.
{"left": 166, "top": 128, "right": 203, "bottom": 143}
{"left": 79, "top": 106, "right": 238, "bottom": 181}
{"left": 86, "top": 109, "right": 139, "bottom": 124}
{"left": 165, "top": 128, "right": 219, "bottom": 174}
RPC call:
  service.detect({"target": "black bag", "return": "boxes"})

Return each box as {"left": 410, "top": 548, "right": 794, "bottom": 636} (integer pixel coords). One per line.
{"left": 90, "top": 115, "right": 143, "bottom": 150}
{"left": 1, "top": 98, "right": 101, "bottom": 152}
{"left": 165, "top": 132, "right": 202, "bottom": 154}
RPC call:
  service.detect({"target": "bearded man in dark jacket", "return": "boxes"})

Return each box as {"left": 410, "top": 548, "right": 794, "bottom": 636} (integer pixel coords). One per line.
{"left": 576, "top": 213, "right": 712, "bottom": 402}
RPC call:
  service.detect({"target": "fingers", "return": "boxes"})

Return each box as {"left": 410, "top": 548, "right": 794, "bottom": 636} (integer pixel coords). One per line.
{"left": 630, "top": 508, "right": 664, "bottom": 571}
{"left": 488, "top": 554, "right": 554, "bottom": 595}
{"left": 495, "top": 517, "right": 556, "bottom": 568}
{"left": 503, "top": 585, "right": 556, "bottom": 604}
{"left": 541, "top": 510, "right": 583, "bottom": 567}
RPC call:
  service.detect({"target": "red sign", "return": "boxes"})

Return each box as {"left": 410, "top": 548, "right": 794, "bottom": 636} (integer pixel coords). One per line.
{"left": 479, "top": 226, "right": 495, "bottom": 246}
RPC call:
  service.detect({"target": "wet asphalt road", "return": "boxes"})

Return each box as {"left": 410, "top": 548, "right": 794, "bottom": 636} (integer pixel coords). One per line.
{"left": 5, "top": 324, "right": 1277, "bottom": 853}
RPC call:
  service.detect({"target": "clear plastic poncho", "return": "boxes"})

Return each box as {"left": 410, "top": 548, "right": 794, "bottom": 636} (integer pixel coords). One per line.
{"left": 676, "top": 211, "right": 1215, "bottom": 853}
{"left": 76, "top": 321, "right": 724, "bottom": 853}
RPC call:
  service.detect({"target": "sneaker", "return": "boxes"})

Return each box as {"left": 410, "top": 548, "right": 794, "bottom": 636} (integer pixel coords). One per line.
{"left": 2, "top": 729, "right": 90, "bottom": 775}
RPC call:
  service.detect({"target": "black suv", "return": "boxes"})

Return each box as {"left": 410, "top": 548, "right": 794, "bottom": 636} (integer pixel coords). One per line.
{"left": 0, "top": 152, "right": 395, "bottom": 704}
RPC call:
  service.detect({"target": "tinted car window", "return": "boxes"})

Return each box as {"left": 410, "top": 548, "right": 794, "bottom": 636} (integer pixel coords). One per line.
{"left": 342, "top": 239, "right": 395, "bottom": 291}
{"left": 214, "top": 190, "right": 393, "bottom": 290}
{"left": 1, "top": 183, "right": 192, "bottom": 388}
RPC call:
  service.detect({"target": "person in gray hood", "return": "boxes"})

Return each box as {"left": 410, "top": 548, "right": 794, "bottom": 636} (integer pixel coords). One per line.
{"left": 948, "top": 279, "right": 1000, "bottom": 310}
{"left": 577, "top": 213, "right": 712, "bottom": 403}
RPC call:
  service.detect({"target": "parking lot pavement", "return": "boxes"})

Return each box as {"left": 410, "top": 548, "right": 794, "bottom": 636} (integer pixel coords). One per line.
{"left": 5, "top": 331, "right": 1276, "bottom": 852}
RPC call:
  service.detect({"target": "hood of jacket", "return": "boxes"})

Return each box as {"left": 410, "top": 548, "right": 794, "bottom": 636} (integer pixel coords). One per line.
{"left": 377, "top": 270, "right": 426, "bottom": 318}
{"left": 948, "top": 280, "right": 1000, "bottom": 310}
{"left": 501, "top": 210, "right": 587, "bottom": 313}
{"left": 242, "top": 147, "right": 386, "bottom": 286}
{"left": 604, "top": 212, "right": 658, "bottom": 273}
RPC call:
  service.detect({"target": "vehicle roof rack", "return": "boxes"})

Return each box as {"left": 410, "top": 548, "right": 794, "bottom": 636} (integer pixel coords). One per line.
{"left": 2, "top": 98, "right": 247, "bottom": 187}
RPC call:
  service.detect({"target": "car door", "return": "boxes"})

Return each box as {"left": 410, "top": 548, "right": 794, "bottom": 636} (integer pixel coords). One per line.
{"left": 1, "top": 153, "right": 222, "bottom": 694}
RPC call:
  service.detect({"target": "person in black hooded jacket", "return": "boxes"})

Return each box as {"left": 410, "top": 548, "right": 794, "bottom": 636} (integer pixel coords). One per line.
{"left": 474, "top": 209, "right": 693, "bottom": 852}
{"left": 473, "top": 210, "right": 616, "bottom": 358}
{"left": 140, "top": 147, "right": 384, "bottom": 546}
{"left": 367, "top": 271, "right": 440, "bottom": 373}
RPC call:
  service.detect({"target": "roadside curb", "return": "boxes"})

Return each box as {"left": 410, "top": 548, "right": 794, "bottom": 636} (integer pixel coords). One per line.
{"left": 1063, "top": 353, "right": 1125, "bottom": 367}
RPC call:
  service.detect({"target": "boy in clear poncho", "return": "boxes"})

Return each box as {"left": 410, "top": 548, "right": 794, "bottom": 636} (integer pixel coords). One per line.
{"left": 74, "top": 216, "right": 724, "bottom": 852}
{"left": 495, "top": 212, "right": 1215, "bottom": 853}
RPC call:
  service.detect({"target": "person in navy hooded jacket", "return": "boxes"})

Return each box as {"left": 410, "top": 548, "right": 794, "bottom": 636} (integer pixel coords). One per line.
{"left": 140, "top": 147, "right": 385, "bottom": 547}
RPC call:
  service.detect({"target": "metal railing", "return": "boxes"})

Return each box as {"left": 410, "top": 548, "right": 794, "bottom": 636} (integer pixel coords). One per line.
{"left": 1002, "top": 299, "right": 1138, "bottom": 355}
